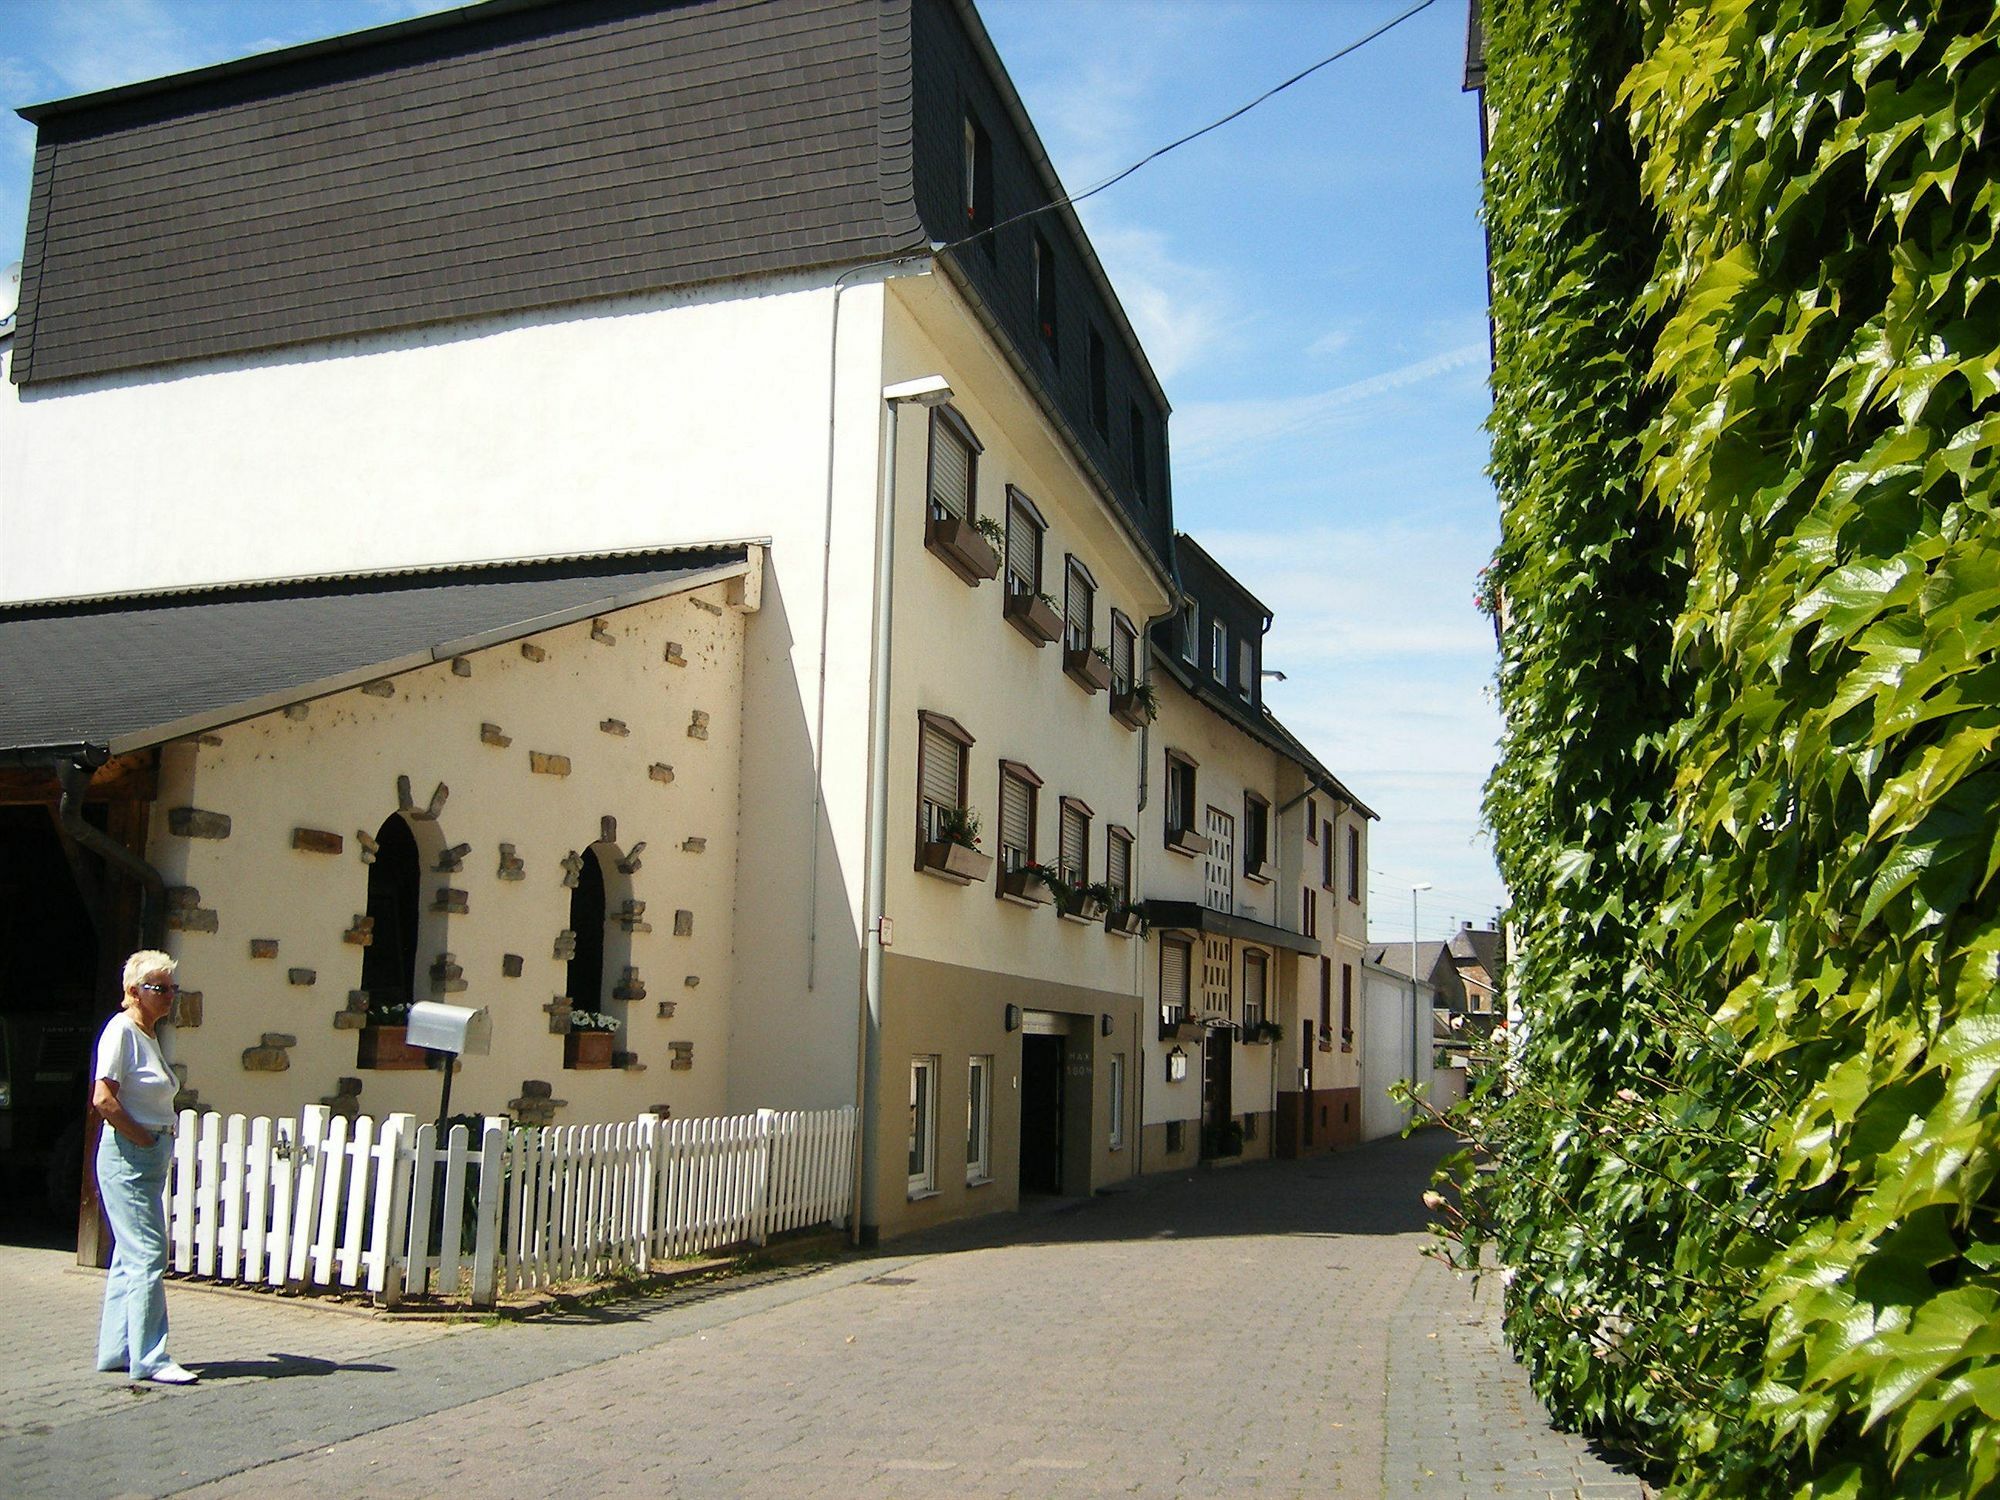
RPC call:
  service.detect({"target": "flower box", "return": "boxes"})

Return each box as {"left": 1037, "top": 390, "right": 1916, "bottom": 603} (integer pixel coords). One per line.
{"left": 1160, "top": 1018, "right": 1206, "bottom": 1043}
{"left": 921, "top": 839, "right": 994, "bottom": 885}
{"left": 1058, "top": 894, "right": 1108, "bottom": 924}
{"left": 1063, "top": 647, "right": 1111, "bottom": 694}
{"left": 1110, "top": 690, "right": 1150, "bottom": 730}
{"left": 1002, "top": 589, "right": 1063, "bottom": 646}
{"left": 925, "top": 514, "right": 1000, "bottom": 586}
{"left": 565, "top": 1030, "right": 616, "bottom": 1070}
{"left": 1243, "top": 859, "right": 1274, "bottom": 885}
{"left": 998, "top": 867, "right": 1054, "bottom": 906}
{"left": 1164, "top": 825, "right": 1207, "bottom": 858}
{"left": 1105, "top": 906, "right": 1146, "bottom": 938}
{"left": 357, "top": 1024, "right": 430, "bottom": 1071}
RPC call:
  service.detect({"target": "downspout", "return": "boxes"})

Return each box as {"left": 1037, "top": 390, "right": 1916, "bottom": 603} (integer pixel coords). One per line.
{"left": 1131, "top": 602, "right": 1178, "bottom": 1182}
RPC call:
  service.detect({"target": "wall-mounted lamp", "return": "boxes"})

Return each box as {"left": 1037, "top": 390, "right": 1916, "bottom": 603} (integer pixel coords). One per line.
{"left": 883, "top": 374, "right": 955, "bottom": 408}
{"left": 1101, "top": 1013, "right": 1114, "bottom": 1038}
{"left": 1166, "top": 1045, "right": 1188, "bottom": 1082}
{"left": 1261, "top": 669, "right": 1287, "bottom": 681}
{"left": 1004, "top": 1003, "right": 1022, "bottom": 1033}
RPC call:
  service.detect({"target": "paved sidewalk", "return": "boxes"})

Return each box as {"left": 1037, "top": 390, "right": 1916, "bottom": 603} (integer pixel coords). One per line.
{"left": 4, "top": 1131, "right": 1647, "bottom": 1498}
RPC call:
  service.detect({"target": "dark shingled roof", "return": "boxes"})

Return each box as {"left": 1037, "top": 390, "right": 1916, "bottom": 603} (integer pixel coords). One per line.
{"left": 0, "top": 545, "right": 749, "bottom": 754}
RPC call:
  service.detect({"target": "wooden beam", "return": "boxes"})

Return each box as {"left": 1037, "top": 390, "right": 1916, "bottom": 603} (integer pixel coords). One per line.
{"left": 0, "top": 751, "right": 158, "bottom": 806}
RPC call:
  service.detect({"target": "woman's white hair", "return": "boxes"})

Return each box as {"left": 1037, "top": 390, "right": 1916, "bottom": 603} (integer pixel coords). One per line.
{"left": 121, "top": 949, "right": 178, "bottom": 996}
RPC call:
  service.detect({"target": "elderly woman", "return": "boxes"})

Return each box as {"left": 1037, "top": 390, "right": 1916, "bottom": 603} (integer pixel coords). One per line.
{"left": 92, "top": 949, "right": 196, "bottom": 1384}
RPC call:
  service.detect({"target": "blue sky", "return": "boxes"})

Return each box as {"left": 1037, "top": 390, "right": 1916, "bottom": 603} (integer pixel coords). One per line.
{"left": 0, "top": 0, "right": 1504, "bottom": 941}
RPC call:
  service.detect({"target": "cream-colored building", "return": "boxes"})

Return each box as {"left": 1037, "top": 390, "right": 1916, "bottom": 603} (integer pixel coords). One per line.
{"left": 0, "top": 0, "right": 1373, "bottom": 1247}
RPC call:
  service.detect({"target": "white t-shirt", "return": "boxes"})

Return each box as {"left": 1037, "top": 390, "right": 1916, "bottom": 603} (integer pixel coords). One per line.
{"left": 95, "top": 1013, "right": 178, "bottom": 1131}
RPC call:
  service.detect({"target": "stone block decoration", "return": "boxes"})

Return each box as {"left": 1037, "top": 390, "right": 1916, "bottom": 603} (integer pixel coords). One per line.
{"left": 397, "top": 777, "right": 449, "bottom": 822}
{"left": 361, "top": 680, "right": 395, "bottom": 698}
{"left": 617, "top": 842, "right": 646, "bottom": 875}
{"left": 682, "top": 836, "right": 706, "bottom": 854}
{"left": 684, "top": 975, "right": 700, "bottom": 988}
{"left": 283, "top": 704, "right": 310, "bottom": 721}
{"left": 520, "top": 642, "right": 547, "bottom": 663}
{"left": 616, "top": 900, "right": 651, "bottom": 934}
{"left": 559, "top": 851, "right": 584, "bottom": 889}
{"left": 612, "top": 965, "right": 646, "bottom": 1001}
{"left": 591, "top": 617, "right": 615, "bottom": 645}
{"left": 355, "top": 828, "right": 379, "bottom": 864}
{"left": 509, "top": 1080, "right": 566, "bottom": 1127}
{"left": 287, "top": 968, "right": 316, "bottom": 987}
{"left": 552, "top": 929, "right": 577, "bottom": 961}
{"left": 600, "top": 718, "right": 629, "bottom": 737}
{"left": 435, "top": 842, "right": 471, "bottom": 873}
{"left": 647, "top": 1103, "right": 675, "bottom": 1119}
{"left": 655, "top": 999, "right": 678, "bottom": 1020}
{"left": 542, "top": 997, "right": 573, "bottom": 1034}
{"left": 673, "top": 909, "right": 694, "bottom": 937}
{"left": 164, "top": 886, "right": 218, "bottom": 934}
{"left": 430, "top": 952, "right": 467, "bottom": 994}
{"left": 529, "top": 751, "right": 571, "bottom": 777}
{"left": 668, "top": 1041, "right": 694, "bottom": 1071}
{"left": 343, "top": 914, "right": 375, "bottom": 946}
{"left": 600, "top": 815, "right": 618, "bottom": 845}
{"left": 687, "top": 709, "right": 710, "bottom": 741}
{"left": 243, "top": 1033, "right": 297, "bottom": 1071}
{"left": 249, "top": 938, "right": 279, "bottom": 959}
{"left": 432, "top": 887, "right": 470, "bottom": 915}
{"left": 167, "top": 807, "right": 231, "bottom": 839}
{"left": 481, "top": 722, "right": 512, "bottom": 748}
{"left": 293, "top": 827, "right": 344, "bottom": 854}
{"left": 664, "top": 641, "right": 686, "bottom": 667}
{"left": 613, "top": 1051, "right": 643, "bottom": 1072}
{"left": 321, "top": 1076, "right": 363, "bottom": 1120}
{"left": 502, "top": 953, "right": 524, "bottom": 978}
{"left": 171, "top": 990, "right": 203, "bottom": 1028}
{"left": 333, "top": 992, "right": 369, "bottom": 1030}
{"left": 451, "top": 656, "right": 472, "bottom": 677}
{"left": 497, "top": 843, "right": 526, "bottom": 881}
{"left": 648, "top": 763, "right": 675, "bottom": 785}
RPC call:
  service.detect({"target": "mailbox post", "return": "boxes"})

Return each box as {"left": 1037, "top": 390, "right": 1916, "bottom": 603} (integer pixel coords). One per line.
{"left": 404, "top": 1001, "right": 492, "bottom": 1127}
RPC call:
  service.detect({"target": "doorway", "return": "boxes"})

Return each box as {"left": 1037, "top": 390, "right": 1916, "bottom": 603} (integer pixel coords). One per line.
{"left": 1019, "top": 1032, "right": 1065, "bottom": 1195}
{"left": 1201, "top": 1027, "right": 1234, "bottom": 1158}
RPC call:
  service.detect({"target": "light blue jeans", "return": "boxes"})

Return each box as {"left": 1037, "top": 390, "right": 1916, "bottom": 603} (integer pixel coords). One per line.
{"left": 95, "top": 1127, "right": 173, "bottom": 1377}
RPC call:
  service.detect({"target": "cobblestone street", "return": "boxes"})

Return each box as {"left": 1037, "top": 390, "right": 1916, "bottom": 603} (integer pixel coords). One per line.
{"left": 5, "top": 1131, "right": 1644, "bottom": 1498}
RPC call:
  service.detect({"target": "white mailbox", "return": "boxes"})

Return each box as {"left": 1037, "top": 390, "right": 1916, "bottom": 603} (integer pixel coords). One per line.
{"left": 404, "top": 1001, "right": 491, "bottom": 1057}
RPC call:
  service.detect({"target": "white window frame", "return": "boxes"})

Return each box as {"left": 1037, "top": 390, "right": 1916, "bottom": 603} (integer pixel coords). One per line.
{"left": 967, "top": 1055, "right": 992, "bottom": 1183}
{"left": 1181, "top": 600, "right": 1198, "bottom": 663}
{"left": 908, "top": 1056, "right": 938, "bottom": 1196}
{"left": 1211, "top": 618, "right": 1228, "bottom": 682}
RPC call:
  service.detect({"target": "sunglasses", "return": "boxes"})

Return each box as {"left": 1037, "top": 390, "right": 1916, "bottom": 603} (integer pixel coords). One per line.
{"left": 138, "top": 981, "right": 179, "bottom": 996}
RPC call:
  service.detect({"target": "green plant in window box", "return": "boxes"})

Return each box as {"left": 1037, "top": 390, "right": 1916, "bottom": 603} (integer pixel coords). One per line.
{"left": 934, "top": 804, "right": 982, "bottom": 851}
{"left": 971, "top": 516, "right": 1005, "bottom": 550}
{"left": 1036, "top": 591, "right": 1062, "bottom": 616}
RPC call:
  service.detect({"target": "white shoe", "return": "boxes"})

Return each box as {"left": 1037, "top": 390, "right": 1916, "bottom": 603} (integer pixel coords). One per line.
{"left": 144, "top": 1362, "right": 198, "bottom": 1385}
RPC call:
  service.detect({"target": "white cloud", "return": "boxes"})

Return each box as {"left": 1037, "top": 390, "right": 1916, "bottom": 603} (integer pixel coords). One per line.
{"left": 41, "top": 0, "right": 205, "bottom": 94}
{"left": 1075, "top": 216, "right": 1237, "bottom": 383}
{"left": 1175, "top": 342, "right": 1487, "bottom": 471}
{"left": 1306, "top": 326, "right": 1352, "bottom": 359}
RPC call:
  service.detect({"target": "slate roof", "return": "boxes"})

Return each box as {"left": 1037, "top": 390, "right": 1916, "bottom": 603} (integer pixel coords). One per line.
{"left": 1449, "top": 925, "right": 1503, "bottom": 978}
{"left": 14, "top": 0, "right": 926, "bottom": 386}
{"left": 0, "top": 545, "right": 749, "bottom": 755}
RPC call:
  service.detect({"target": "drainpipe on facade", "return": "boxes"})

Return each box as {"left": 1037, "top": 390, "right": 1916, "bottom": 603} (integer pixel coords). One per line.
{"left": 852, "top": 374, "right": 955, "bottom": 1248}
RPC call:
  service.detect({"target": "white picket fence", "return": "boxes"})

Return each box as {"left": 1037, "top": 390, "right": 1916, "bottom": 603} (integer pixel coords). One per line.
{"left": 165, "top": 1105, "right": 855, "bottom": 1308}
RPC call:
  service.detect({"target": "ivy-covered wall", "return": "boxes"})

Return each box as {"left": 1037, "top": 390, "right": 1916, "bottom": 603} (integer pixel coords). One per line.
{"left": 1473, "top": 0, "right": 2000, "bottom": 1494}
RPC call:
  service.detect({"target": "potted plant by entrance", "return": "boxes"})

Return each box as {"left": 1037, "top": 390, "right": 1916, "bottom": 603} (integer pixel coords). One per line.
{"left": 357, "top": 1001, "right": 430, "bottom": 1070}
{"left": 564, "top": 1011, "right": 620, "bottom": 1070}
{"left": 999, "top": 859, "right": 1058, "bottom": 906}
{"left": 919, "top": 805, "right": 995, "bottom": 884}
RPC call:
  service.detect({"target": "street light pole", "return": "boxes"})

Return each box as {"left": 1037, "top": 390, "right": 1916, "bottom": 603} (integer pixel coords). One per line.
{"left": 1411, "top": 882, "right": 1432, "bottom": 1118}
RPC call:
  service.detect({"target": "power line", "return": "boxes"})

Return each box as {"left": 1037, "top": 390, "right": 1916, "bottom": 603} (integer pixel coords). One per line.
{"left": 938, "top": 0, "right": 1442, "bottom": 258}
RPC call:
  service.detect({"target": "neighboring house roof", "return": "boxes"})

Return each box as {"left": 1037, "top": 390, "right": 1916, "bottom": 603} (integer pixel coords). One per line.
{"left": 1449, "top": 924, "right": 1504, "bottom": 978}
{"left": 0, "top": 544, "right": 752, "bottom": 755}
{"left": 1463, "top": 0, "right": 1487, "bottom": 91}
{"left": 1367, "top": 940, "right": 1467, "bottom": 1008}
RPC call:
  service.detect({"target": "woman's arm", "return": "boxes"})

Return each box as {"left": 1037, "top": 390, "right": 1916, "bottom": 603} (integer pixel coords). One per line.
{"left": 92, "top": 1078, "right": 157, "bottom": 1147}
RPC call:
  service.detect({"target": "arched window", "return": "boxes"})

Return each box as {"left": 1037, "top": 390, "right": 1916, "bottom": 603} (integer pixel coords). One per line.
{"left": 361, "top": 813, "right": 420, "bottom": 1012}
{"left": 566, "top": 847, "right": 607, "bottom": 1019}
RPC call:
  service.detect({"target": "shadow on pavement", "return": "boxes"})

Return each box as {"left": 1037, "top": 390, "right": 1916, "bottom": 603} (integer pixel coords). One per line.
{"left": 190, "top": 1353, "right": 396, "bottom": 1380}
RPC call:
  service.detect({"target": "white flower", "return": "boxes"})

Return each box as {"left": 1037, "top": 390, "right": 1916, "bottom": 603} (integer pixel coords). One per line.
{"left": 1615, "top": 1088, "right": 1641, "bottom": 1104}
{"left": 1422, "top": 1190, "right": 1447, "bottom": 1211}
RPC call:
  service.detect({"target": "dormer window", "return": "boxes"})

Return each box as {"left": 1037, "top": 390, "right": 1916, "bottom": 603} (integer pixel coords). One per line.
{"left": 1238, "top": 638, "right": 1253, "bottom": 700}
{"left": 1033, "top": 234, "right": 1058, "bottom": 362}
{"left": 1210, "top": 619, "right": 1228, "bottom": 683}
{"left": 1129, "top": 404, "right": 1148, "bottom": 504}
{"left": 1089, "top": 327, "right": 1109, "bottom": 436}
{"left": 1180, "top": 601, "right": 1199, "bottom": 663}
{"left": 962, "top": 113, "right": 993, "bottom": 254}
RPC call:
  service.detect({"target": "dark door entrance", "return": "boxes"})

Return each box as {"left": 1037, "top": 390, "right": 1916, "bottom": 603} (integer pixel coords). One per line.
{"left": 1019, "top": 1033, "right": 1065, "bottom": 1195}
{"left": 1201, "top": 1029, "right": 1234, "bottom": 1158}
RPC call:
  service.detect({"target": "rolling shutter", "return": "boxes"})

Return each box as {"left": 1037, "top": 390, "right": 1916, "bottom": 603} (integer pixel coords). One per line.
{"left": 1006, "top": 498, "right": 1039, "bottom": 589}
{"left": 1245, "top": 952, "right": 1267, "bottom": 1020}
{"left": 1161, "top": 940, "right": 1189, "bottom": 1016}
{"left": 920, "top": 721, "right": 960, "bottom": 813}
{"left": 1111, "top": 617, "right": 1135, "bottom": 692}
{"left": 1060, "top": 801, "right": 1088, "bottom": 882}
{"left": 1107, "top": 829, "right": 1131, "bottom": 898}
{"left": 1000, "top": 772, "right": 1034, "bottom": 863}
{"left": 930, "top": 423, "right": 971, "bottom": 520}
{"left": 1065, "top": 565, "right": 1091, "bottom": 646}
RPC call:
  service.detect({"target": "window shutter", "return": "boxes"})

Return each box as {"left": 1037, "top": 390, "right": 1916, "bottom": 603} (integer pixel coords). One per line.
{"left": 1065, "top": 566, "right": 1091, "bottom": 646}
{"left": 1107, "top": 830, "right": 1130, "bottom": 896}
{"left": 1000, "top": 773, "right": 1033, "bottom": 862}
{"left": 931, "top": 424, "right": 970, "bottom": 520}
{"left": 1006, "top": 502, "right": 1038, "bottom": 589}
{"left": 1246, "top": 953, "right": 1267, "bottom": 1012}
{"left": 1111, "top": 618, "right": 1134, "bottom": 691}
{"left": 920, "top": 722, "right": 960, "bottom": 812}
{"left": 1060, "top": 803, "right": 1088, "bottom": 881}
{"left": 1161, "top": 941, "right": 1189, "bottom": 1013}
